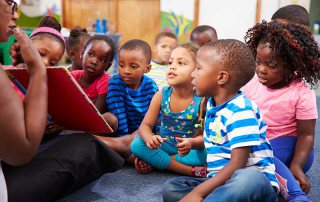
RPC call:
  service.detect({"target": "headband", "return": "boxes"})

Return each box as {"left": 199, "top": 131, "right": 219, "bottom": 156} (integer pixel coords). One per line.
{"left": 30, "top": 27, "right": 66, "bottom": 47}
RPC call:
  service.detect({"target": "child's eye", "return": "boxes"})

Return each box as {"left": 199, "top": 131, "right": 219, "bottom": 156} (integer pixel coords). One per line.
{"left": 131, "top": 65, "right": 138, "bottom": 69}
{"left": 255, "top": 60, "right": 261, "bottom": 65}
{"left": 100, "top": 58, "right": 108, "bottom": 63}
{"left": 267, "top": 64, "right": 277, "bottom": 69}
{"left": 168, "top": 61, "right": 172, "bottom": 65}
{"left": 119, "top": 64, "right": 124, "bottom": 68}
{"left": 88, "top": 52, "right": 94, "bottom": 57}
{"left": 38, "top": 51, "right": 45, "bottom": 57}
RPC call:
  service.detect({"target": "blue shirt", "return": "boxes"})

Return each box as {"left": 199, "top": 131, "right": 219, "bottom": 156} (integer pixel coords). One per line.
{"left": 204, "top": 92, "right": 279, "bottom": 190}
{"left": 106, "top": 74, "right": 158, "bottom": 136}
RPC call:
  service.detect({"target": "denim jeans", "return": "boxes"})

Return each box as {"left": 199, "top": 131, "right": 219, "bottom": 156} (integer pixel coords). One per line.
{"left": 162, "top": 167, "right": 278, "bottom": 202}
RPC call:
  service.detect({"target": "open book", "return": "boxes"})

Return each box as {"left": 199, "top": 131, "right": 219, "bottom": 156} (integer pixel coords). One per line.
{"left": 5, "top": 67, "right": 113, "bottom": 133}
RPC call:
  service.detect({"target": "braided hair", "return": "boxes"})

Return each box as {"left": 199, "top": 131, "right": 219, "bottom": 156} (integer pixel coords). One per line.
{"left": 245, "top": 20, "right": 320, "bottom": 87}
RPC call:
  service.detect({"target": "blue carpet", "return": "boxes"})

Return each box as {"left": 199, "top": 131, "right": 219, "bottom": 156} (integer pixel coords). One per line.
{"left": 58, "top": 97, "right": 320, "bottom": 202}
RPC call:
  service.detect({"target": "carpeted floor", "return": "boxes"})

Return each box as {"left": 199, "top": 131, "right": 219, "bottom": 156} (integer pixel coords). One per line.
{"left": 58, "top": 97, "right": 320, "bottom": 202}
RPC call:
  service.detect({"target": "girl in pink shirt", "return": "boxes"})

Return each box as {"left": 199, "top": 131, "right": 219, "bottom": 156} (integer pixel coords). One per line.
{"left": 244, "top": 20, "right": 320, "bottom": 202}
{"left": 71, "top": 35, "right": 118, "bottom": 130}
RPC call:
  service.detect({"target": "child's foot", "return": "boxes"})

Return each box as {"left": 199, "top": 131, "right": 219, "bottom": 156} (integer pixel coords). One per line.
{"left": 191, "top": 165, "right": 208, "bottom": 178}
{"left": 125, "top": 151, "right": 136, "bottom": 165}
{"left": 135, "top": 158, "right": 154, "bottom": 174}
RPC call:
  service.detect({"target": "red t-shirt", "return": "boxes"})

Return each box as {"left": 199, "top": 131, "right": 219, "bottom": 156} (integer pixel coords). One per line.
{"left": 71, "top": 70, "right": 110, "bottom": 102}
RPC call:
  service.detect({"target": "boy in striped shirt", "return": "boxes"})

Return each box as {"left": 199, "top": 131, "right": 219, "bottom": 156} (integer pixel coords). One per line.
{"left": 97, "top": 39, "right": 158, "bottom": 159}
{"left": 162, "top": 39, "right": 279, "bottom": 202}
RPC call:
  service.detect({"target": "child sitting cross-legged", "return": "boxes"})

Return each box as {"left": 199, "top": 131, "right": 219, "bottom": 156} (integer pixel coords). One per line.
{"left": 131, "top": 43, "right": 207, "bottom": 177}
{"left": 96, "top": 39, "right": 158, "bottom": 160}
{"left": 162, "top": 39, "right": 279, "bottom": 202}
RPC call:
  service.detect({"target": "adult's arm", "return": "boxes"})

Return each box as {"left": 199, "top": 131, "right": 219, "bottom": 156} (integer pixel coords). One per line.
{"left": 0, "top": 28, "right": 47, "bottom": 165}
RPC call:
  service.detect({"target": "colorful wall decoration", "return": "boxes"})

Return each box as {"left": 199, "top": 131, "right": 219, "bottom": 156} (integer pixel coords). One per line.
{"left": 16, "top": 0, "right": 62, "bottom": 28}
{"left": 160, "top": 0, "right": 194, "bottom": 43}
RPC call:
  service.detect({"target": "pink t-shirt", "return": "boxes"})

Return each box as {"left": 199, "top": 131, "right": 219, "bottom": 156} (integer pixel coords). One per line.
{"left": 71, "top": 70, "right": 110, "bottom": 102}
{"left": 243, "top": 75, "right": 318, "bottom": 140}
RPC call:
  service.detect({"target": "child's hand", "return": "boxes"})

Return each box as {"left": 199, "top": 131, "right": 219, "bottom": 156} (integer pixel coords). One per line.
{"left": 290, "top": 165, "right": 311, "bottom": 194}
{"left": 176, "top": 137, "right": 192, "bottom": 156}
{"left": 146, "top": 135, "right": 167, "bottom": 150}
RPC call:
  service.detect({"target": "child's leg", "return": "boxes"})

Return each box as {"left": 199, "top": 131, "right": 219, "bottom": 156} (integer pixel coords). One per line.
{"left": 102, "top": 112, "right": 118, "bottom": 131}
{"left": 270, "top": 136, "right": 314, "bottom": 172}
{"left": 162, "top": 176, "right": 208, "bottom": 202}
{"left": 175, "top": 149, "right": 207, "bottom": 166}
{"left": 130, "top": 135, "right": 174, "bottom": 169}
{"left": 274, "top": 156, "right": 310, "bottom": 202}
{"left": 96, "top": 133, "right": 136, "bottom": 157}
{"left": 131, "top": 136, "right": 204, "bottom": 176}
{"left": 204, "top": 167, "right": 277, "bottom": 202}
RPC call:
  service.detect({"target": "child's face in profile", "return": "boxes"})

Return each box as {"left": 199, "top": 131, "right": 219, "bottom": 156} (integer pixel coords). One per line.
{"left": 82, "top": 40, "right": 112, "bottom": 78}
{"left": 255, "top": 42, "right": 286, "bottom": 89}
{"left": 155, "top": 36, "right": 178, "bottom": 64}
{"left": 32, "top": 37, "right": 65, "bottom": 67}
{"left": 71, "top": 35, "right": 90, "bottom": 69}
{"left": 191, "top": 31, "right": 217, "bottom": 47}
{"left": 118, "top": 49, "right": 151, "bottom": 90}
{"left": 192, "top": 47, "right": 221, "bottom": 97}
{"left": 167, "top": 47, "right": 196, "bottom": 86}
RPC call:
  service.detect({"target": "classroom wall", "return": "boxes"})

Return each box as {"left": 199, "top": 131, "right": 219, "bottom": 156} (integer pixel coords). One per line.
{"left": 198, "top": 0, "right": 257, "bottom": 41}
{"left": 62, "top": 0, "right": 160, "bottom": 49}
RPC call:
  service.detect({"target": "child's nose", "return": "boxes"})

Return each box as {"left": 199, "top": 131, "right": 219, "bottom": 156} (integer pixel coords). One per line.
{"left": 43, "top": 58, "right": 50, "bottom": 67}
{"left": 90, "top": 57, "right": 98, "bottom": 65}
{"left": 257, "top": 64, "right": 267, "bottom": 74}
{"left": 123, "top": 67, "right": 131, "bottom": 74}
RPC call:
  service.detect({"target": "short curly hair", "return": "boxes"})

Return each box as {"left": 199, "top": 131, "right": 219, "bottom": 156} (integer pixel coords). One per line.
{"left": 271, "top": 4, "right": 310, "bottom": 26}
{"left": 202, "top": 39, "right": 256, "bottom": 90}
{"left": 120, "top": 39, "right": 152, "bottom": 64}
{"left": 245, "top": 20, "right": 320, "bottom": 87}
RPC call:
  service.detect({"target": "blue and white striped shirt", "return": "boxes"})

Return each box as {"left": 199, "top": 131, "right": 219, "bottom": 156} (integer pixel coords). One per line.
{"left": 106, "top": 74, "right": 158, "bottom": 137}
{"left": 204, "top": 92, "right": 279, "bottom": 190}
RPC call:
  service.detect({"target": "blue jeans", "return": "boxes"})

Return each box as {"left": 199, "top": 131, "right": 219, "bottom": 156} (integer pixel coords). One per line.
{"left": 271, "top": 136, "right": 312, "bottom": 202}
{"left": 131, "top": 135, "right": 206, "bottom": 169}
{"left": 162, "top": 167, "right": 278, "bottom": 202}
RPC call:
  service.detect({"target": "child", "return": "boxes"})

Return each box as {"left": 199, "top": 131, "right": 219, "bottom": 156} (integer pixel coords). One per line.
{"left": 131, "top": 43, "right": 207, "bottom": 176}
{"left": 0, "top": 2, "right": 47, "bottom": 201}
{"left": 271, "top": 4, "right": 310, "bottom": 27}
{"left": 190, "top": 25, "right": 217, "bottom": 47}
{"left": 10, "top": 16, "right": 66, "bottom": 67}
{"left": 96, "top": 39, "right": 158, "bottom": 158}
{"left": 66, "top": 27, "right": 90, "bottom": 71}
{"left": 244, "top": 20, "right": 320, "bottom": 201}
{"left": 70, "top": 35, "right": 117, "bottom": 129}
{"left": 162, "top": 39, "right": 279, "bottom": 202}
{"left": 147, "top": 32, "right": 178, "bottom": 89}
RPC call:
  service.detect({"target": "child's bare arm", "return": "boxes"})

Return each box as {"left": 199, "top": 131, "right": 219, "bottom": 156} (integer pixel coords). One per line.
{"left": 176, "top": 136, "right": 204, "bottom": 156}
{"left": 95, "top": 93, "right": 107, "bottom": 114}
{"left": 290, "top": 119, "right": 315, "bottom": 194}
{"left": 139, "top": 91, "right": 163, "bottom": 147}
{"left": 0, "top": 28, "right": 47, "bottom": 165}
{"left": 180, "top": 147, "right": 250, "bottom": 201}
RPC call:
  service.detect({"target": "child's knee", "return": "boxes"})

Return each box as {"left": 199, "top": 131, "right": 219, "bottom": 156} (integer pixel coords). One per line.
{"left": 130, "top": 135, "right": 146, "bottom": 156}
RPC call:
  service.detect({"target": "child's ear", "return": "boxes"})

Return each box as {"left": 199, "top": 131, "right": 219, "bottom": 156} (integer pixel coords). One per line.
{"left": 144, "top": 64, "right": 152, "bottom": 74}
{"left": 217, "top": 70, "right": 229, "bottom": 85}
{"left": 80, "top": 49, "right": 84, "bottom": 60}
{"left": 68, "top": 49, "right": 76, "bottom": 59}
